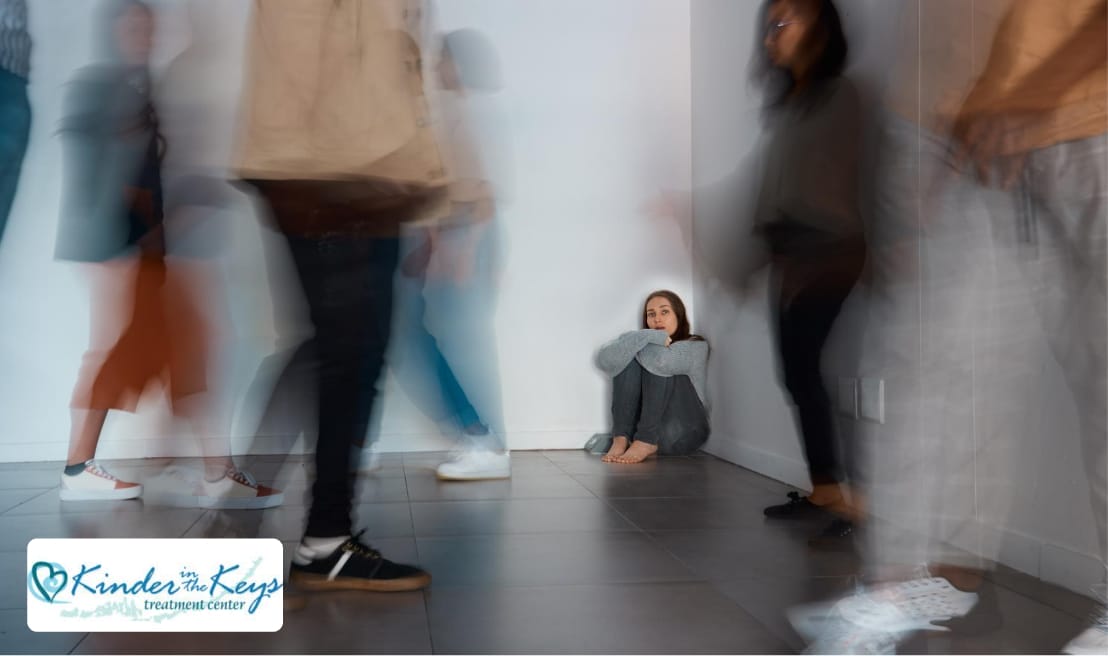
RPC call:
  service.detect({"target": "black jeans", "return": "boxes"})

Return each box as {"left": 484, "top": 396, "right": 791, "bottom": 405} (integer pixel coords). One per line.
{"left": 249, "top": 178, "right": 444, "bottom": 538}
{"left": 611, "top": 360, "right": 709, "bottom": 455}
{"left": 774, "top": 281, "right": 854, "bottom": 486}
{"left": 281, "top": 233, "right": 399, "bottom": 537}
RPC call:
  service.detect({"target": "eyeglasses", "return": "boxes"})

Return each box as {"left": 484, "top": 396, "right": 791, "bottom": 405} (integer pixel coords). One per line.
{"left": 766, "top": 20, "right": 801, "bottom": 39}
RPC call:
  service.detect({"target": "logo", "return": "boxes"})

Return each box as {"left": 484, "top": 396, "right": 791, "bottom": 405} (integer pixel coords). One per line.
{"left": 27, "top": 539, "right": 283, "bottom": 632}
{"left": 28, "top": 562, "right": 68, "bottom": 604}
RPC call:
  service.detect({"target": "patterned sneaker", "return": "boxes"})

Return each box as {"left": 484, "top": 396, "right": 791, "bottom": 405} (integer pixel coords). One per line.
{"left": 199, "top": 468, "right": 283, "bottom": 510}
{"left": 1064, "top": 605, "right": 1108, "bottom": 655}
{"left": 144, "top": 466, "right": 283, "bottom": 510}
{"left": 789, "top": 575, "right": 979, "bottom": 654}
{"left": 289, "top": 530, "right": 431, "bottom": 592}
{"left": 59, "top": 460, "right": 143, "bottom": 501}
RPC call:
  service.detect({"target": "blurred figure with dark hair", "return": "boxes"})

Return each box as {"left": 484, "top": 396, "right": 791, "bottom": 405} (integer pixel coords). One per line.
{"left": 646, "top": 0, "right": 865, "bottom": 537}
{"left": 594, "top": 290, "right": 710, "bottom": 464}
{"left": 55, "top": 0, "right": 280, "bottom": 508}
{"left": 0, "top": 0, "right": 30, "bottom": 249}
{"left": 235, "top": 0, "right": 448, "bottom": 592}
{"left": 379, "top": 27, "right": 514, "bottom": 481}
{"left": 745, "top": 0, "right": 866, "bottom": 529}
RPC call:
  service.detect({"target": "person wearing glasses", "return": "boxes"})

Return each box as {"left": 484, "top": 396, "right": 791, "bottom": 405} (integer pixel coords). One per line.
{"left": 748, "top": 0, "right": 866, "bottom": 534}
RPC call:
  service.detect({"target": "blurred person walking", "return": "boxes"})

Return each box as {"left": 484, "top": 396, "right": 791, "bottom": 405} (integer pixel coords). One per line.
{"left": 235, "top": 0, "right": 448, "bottom": 592}
{"left": 790, "top": 2, "right": 1108, "bottom": 652}
{"left": 379, "top": 28, "right": 514, "bottom": 481}
{"left": 56, "top": 0, "right": 280, "bottom": 508}
{"left": 746, "top": 0, "right": 867, "bottom": 530}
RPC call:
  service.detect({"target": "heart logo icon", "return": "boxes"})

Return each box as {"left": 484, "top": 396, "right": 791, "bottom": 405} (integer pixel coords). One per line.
{"left": 29, "top": 562, "right": 68, "bottom": 603}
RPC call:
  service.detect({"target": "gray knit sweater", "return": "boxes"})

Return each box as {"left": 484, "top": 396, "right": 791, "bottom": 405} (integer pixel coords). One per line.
{"left": 595, "top": 330, "right": 710, "bottom": 405}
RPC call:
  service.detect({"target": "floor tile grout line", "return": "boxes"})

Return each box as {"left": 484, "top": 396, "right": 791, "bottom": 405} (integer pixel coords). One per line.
{"left": 405, "top": 471, "right": 438, "bottom": 656}
{"left": 0, "top": 487, "right": 57, "bottom": 516}
{"left": 178, "top": 508, "right": 211, "bottom": 539}
{"left": 67, "top": 632, "right": 91, "bottom": 654}
{"left": 400, "top": 455, "right": 439, "bottom": 654}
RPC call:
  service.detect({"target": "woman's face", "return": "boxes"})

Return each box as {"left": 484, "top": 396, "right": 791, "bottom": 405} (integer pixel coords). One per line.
{"left": 764, "top": 0, "right": 812, "bottom": 71}
{"left": 115, "top": 5, "right": 155, "bottom": 64}
{"left": 645, "top": 296, "right": 679, "bottom": 337}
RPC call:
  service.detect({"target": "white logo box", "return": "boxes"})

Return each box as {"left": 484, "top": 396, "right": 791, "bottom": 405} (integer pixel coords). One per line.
{"left": 27, "top": 538, "right": 284, "bottom": 632}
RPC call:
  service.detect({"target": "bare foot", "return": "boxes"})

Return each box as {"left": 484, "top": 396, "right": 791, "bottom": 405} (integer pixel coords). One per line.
{"left": 601, "top": 436, "right": 630, "bottom": 462}
{"left": 612, "top": 440, "right": 658, "bottom": 464}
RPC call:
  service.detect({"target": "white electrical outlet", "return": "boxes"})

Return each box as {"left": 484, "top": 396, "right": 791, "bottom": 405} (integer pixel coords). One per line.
{"left": 837, "top": 377, "right": 858, "bottom": 418}
{"left": 859, "top": 377, "right": 885, "bottom": 424}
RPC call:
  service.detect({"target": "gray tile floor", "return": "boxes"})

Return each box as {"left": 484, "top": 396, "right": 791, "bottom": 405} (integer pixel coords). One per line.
{"left": 0, "top": 450, "right": 1098, "bottom": 654}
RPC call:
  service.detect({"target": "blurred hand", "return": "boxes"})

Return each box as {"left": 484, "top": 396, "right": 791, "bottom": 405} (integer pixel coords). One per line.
{"left": 948, "top": 107, "right": 1041, "bottom": 189}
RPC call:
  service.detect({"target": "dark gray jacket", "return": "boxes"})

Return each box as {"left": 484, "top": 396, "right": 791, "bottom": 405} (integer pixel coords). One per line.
{"left": 56, "top": 65, "right": 164, "bottom": 263}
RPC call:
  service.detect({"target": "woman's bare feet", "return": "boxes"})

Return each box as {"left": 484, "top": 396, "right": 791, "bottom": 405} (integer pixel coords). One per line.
{"left": 601, "top": 436, "right": 630, "bottom": 462}
{"left": 611, "top": 440, "right": 658, "bottom": 464}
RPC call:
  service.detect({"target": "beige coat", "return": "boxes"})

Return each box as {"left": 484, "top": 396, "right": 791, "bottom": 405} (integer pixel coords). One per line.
{"left": 886, "top": 0, "right": 1106, "bottom": 152}
{"left": 235, "top": 0, "right": 449, "bottom": 187}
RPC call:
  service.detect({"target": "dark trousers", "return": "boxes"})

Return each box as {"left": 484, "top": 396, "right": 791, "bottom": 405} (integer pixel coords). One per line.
{"left": 774, "top": 281, "right": 854, "bottom": 486}
{"left": 611, "top": 360, "right": 709, "bottom": 456}
{"left": 0, "top": 69, "right": 30, "bottom": 244}
{"left": 281, "top": 233, "right": 399, "bottom": 537}
{"left": 248, "top": 178, "right": 446, "bottom": 538}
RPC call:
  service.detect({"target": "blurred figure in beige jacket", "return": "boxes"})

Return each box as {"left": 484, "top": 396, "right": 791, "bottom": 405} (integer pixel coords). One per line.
{"left": 235, "top": 0, "right": 449, "bottom": 593}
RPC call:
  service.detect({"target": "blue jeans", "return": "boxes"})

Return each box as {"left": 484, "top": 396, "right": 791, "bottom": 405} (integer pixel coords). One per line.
{"left": 386, "top": 219, "right": 506, "bottom": 451}
{"left": 0, "top": 69, "right": 30, "bottom": 245}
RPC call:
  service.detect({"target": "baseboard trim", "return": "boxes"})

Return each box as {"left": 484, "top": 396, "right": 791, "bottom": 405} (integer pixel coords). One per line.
{"left": 700, "top": 433, "right": 812, "bottom": 491}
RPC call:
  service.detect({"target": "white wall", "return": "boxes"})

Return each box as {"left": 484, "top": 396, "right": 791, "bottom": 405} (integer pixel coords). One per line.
{"left": 0, "top": 0, "right": 693, "bottom": 461}
{"left": 689, "top": 0, "right": 1103, "bottom": 595}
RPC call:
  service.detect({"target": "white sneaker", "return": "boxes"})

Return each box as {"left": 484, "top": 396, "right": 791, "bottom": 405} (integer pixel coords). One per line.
{"left": 1065, "top": 606, "right": 1108, "bottom": 655}
{"left": 144, "top": 466, "right": 283, "bottom": 509}
{"left": 59, "top": 460, "right": 143, "bottom": 501}
{"left": 789, "top": 576, "right": 978, "bottom": 654}
{"left": 358, "top": 449, "right": 382, "bottom": 473}
{"left": 435, "top": 450, "right": 511, "bottom": 481}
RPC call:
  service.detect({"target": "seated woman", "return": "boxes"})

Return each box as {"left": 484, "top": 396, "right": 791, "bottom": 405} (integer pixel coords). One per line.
{"left": 595, "top": 290, "right": 710, "bottom": 464}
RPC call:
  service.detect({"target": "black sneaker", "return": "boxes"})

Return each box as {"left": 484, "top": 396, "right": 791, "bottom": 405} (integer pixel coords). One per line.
{"left": 763, "top": 491, "right": 830, "bottom": 519}
{"left": 289, "top": 530, "right": 431, "bottom": 592}
{"left": 807, "top": 518, "right": 856, "bottom": 551}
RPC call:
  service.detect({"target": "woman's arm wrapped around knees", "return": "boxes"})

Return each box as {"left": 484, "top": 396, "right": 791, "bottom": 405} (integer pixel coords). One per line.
{"left": 635, "top": 340, "right": 709, "bottom": 378}
{"left": 595, "top": 329, "right": 669, "bottom": 377}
